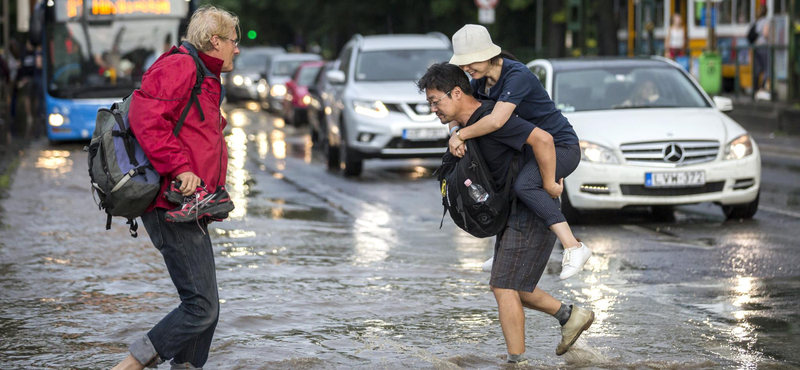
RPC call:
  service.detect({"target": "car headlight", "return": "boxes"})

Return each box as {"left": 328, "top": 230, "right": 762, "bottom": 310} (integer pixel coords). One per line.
{"left": 353, "top": 100, "right": 388, "bottom": 118}
{"left": 257, "top": 80, "right": 267, "bottom": 93}
{"left": 270, "top": 84, "right": 286, "bottom": 97}
{"left": 48, "top": 113, "right": 65, "bottom": 127}
{"left": 580, "top": 141, "right": 619, "bottom": 164}
{"left": 725, "top": 134, "right": 754, "bottom": 160}
{"left": 233, "top": 75, "right": 244, "bottom": 86}
{"left": 302, "top": 95, "right": 312, "bottom": 106}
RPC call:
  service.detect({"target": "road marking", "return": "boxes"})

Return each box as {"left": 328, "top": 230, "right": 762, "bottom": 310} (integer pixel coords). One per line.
{"left": 759, "top": 206, "right": 800, "bottom": 219}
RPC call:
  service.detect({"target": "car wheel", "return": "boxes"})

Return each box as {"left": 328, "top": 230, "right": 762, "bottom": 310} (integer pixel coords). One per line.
{"left": 337, "top": 119, "right": 363, "bottom": 177}
{"left": 324, "top": 126, "right": 340, "bottom": 171}
{"left": 559, "top": 188, "right": 581, "bottom": 224}
{"left": 723, "top": 191, "right": 759, "bottom": 220}
{"left": 651, "top": 205, "right": 675, "bottom": 222}
{"left": 283, "top": 105, "right": 294, "bottom": 126}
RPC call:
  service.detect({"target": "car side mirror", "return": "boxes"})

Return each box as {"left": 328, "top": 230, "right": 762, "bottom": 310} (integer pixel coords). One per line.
{"left": 713, "top": 96, "right": 733, "bottom": 112}
{"left": 326, "top": 70, "right": 346, "bottom": 85}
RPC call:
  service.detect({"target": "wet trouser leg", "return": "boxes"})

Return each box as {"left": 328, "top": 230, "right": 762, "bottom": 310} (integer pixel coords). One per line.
{"left": 130, "top": 209, "right": 219, "bottom": 369}
{"left": 513, "top": 144, "right": 581, "bottom": 227}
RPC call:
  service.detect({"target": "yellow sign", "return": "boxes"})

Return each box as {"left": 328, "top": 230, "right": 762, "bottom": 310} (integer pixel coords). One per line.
{"left": 67, "top": 0, "right": 83, "bottom": 18}
{"left": 91, "top": 0, "right": 171, "bottom": 15}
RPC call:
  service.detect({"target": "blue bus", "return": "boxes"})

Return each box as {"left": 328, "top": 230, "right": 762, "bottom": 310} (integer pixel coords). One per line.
{"left": 30, "top": 0, "right": 195, "bottom": 142}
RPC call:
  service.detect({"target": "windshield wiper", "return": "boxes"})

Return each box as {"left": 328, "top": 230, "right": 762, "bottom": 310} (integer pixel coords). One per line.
{"left": 611, "top": 105, "right": 684, "bottom": 110}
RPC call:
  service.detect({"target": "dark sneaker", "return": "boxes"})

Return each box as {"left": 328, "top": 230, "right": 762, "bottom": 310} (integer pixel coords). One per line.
{"left": 163, "top": 180, "right": 188, "bottom": 205}
{"left": 165, "top": 185, "right": 235, "bottom": 223}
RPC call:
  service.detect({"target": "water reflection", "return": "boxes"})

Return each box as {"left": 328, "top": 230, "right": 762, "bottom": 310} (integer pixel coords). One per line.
{"left": 352, "top": 205, "right": 395, "bottom": 265}
{"left": 730, "top": 276, "right": 762, "bottom": 369}
{"left": 225, "top": 127, "right": 250, "bottom": 219}
{"left": 230, "top": 111, "right": 248, "bottom": 128}
{"left": 271, "top": 130, "right": 287, "bottom": 160}
{"left": 35, "top": 150, "right": 73, "bottom": 177}
{"left": 256, "top": 131, "right": 269, "bottom": 159}
{"left": 454, "top": 231, "right": 490, "bottom": 270}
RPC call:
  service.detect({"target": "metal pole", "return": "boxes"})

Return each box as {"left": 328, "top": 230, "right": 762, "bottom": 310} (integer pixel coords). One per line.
{"left": 735, "top": 46, "right": 741, "bottom": 97}
{"left": 536, "top": 0, "right": 543, "bottom": 54}
{"left": 636, "top": 0, "right": 643, "bottom": 55}
{"left": 628, "top": 0, "right": 635, "bottom": 56}
{"left": 770, "top": 45, "right": 776, "bottom": 101}
{"left": 791, "top": 0, "right": 797, "bottom": 102}
{"left": 2, "top": 0, "right": 8, "bottom": 55}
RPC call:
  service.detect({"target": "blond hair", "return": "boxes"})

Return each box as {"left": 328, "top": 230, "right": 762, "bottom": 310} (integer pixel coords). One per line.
{"left": 182, "top": 5, "right": 240, "bottom": 53}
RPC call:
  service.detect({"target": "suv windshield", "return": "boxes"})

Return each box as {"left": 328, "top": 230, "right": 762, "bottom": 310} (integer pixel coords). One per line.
{"left": 355, "top": 49, "right": 452, "bottom": 82}
{"left": 273, "top": 60, "right": 314, "bottom": 77}
{"left": 297, "top": 65, "right": 322, "bottom": 86}
{"left": 553, "top": 66, "right": 710, "bottom": 112}
{"left": 235, "top": 52, "right": 269, "bottom": 70}
{"left": 46, "top": 19, "right": 180, "bottom": 99}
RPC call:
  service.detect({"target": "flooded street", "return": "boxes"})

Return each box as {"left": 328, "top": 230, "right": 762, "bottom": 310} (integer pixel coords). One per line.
{"left": 2, "top": 103, "right": 800, "bottom": 369}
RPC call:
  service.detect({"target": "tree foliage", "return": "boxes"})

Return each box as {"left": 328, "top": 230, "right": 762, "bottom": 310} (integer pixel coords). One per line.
{"left": 200, "top": 0, "right": 617, "bottom": 60}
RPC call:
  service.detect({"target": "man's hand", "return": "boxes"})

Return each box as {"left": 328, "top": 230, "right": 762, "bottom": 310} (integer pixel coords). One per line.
{"left": 176, "top": 171, "right": 202, "bottom": 196}
{"left": 545, "top": 178, "right": 564, "bottom": 199}
{"left": 449, "top": 132, "right": 466, "bottom": 158}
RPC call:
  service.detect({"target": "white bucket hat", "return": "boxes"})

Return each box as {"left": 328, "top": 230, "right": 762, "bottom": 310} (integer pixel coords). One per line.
{"left": 449, "top": 24, "right": 502, "bottom": 66}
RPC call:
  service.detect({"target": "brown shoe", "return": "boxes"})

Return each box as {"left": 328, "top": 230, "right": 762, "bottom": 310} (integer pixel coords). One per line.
{"left": 556, "top": 305, "right": 594, "bottom": 356}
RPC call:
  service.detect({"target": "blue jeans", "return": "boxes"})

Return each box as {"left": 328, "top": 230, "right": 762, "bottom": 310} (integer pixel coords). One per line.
{"left": 129, "top": 209, "right": 219, "bottom": 369}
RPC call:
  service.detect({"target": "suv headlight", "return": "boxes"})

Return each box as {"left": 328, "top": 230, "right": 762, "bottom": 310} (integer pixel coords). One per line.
{"left": 580, "top": 141, "right": 619, "bottom": 164}
{"left": 353, "top": 100, "right": 388, "bottom": 118}
{"left": 725, "top": 134, "right": 754, "bottom": 160}
{"left": 233, "top": 75, "right": 244, "bottom": 86}
{"left": 270, "top": 84, "right": 286, "bottom": 97}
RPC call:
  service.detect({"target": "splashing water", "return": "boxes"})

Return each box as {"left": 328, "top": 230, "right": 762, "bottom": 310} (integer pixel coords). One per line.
{"left": 562, "top": 337, "right": 609, "bottom": 366}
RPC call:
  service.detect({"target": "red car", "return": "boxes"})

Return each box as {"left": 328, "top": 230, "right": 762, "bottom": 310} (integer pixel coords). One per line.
{"left": 282, "top": 61, "right": 325, "bottom": 125}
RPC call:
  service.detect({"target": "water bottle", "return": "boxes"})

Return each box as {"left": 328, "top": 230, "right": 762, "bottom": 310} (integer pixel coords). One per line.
{"left": 464, "top": 179, "right": 489, "bottom": 203}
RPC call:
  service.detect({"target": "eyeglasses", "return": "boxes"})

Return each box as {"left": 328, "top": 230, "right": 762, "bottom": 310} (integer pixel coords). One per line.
{"left": 428, "top": 90, "right": 452, "bottom": 108}
{"left": 218, "top": 35, "right": 239, "bottom": 47}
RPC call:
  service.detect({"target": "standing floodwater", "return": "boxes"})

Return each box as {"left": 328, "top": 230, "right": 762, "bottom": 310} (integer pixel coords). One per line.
{"left": 1, "top": 105, "right": 800, "bottom": 369}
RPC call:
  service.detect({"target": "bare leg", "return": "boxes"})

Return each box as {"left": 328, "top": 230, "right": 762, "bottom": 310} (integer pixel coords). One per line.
{"left": 492, "top": 287, "right": 526, "bottom": 355}
{"left": 519, "top": 287, "right": 562, "bottom": 315}
{"left": 550, "top": 221, "right": 580, "bottom": 249}
{"left": 110, "top": 354, "right": 145, "bottom": 370}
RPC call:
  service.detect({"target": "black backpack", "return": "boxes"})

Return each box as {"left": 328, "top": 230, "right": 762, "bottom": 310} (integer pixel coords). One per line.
{"left": 436, "top": 116, "right": 519, "bottom": 238}
{"left": 747, "top": 22, "right": 759, "bottom": 45}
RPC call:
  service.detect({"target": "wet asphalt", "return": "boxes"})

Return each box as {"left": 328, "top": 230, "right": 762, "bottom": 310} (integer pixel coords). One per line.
{"left": 1, "top": 102, "right": 799, "bottom": 370}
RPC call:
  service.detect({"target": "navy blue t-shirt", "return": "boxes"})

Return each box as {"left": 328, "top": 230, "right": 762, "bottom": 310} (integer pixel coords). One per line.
{"left": 471, "top": 58, "right": 579, "bottom": 146}
{"left": 468, "top": 101, "right": 535, "bottom": 189}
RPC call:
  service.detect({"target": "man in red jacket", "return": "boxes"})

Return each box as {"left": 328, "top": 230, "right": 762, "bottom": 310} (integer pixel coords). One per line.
{"left": 112, "top": 5, "right": 239, "bottom": 370}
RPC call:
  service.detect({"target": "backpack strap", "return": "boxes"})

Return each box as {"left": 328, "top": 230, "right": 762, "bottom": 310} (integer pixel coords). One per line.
{"left": 168, "top": 49, "right": 206, "bottom": 138}
{"left": 505, "top": 153, "right": 520, "bottom": 215}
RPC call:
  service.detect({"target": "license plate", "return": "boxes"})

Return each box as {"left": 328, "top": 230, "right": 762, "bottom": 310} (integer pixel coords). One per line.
{"left": 403, "top": 128, "right": 448, "bottom": 141}
{"left": 645, "top": 171, "right": 706, "bottom": 187}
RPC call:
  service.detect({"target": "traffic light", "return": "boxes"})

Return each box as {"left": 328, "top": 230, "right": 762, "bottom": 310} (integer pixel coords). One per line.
{"left": 247, "top": 30, "right": 257, "bottom": 40}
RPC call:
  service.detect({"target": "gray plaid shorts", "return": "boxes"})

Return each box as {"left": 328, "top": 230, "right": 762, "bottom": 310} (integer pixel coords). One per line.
{"left": 489, "top": 205, "right": 557, "bottom": 292}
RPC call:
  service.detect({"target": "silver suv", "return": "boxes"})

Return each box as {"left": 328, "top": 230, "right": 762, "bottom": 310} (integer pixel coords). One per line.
{"left": 322, "top": 33, "right": 453, "bottom": 176}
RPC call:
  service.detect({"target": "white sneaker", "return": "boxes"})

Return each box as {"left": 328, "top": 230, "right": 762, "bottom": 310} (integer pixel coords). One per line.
{"left": 755, "top": 90, "right": 771, "bottom": 101}
{"left": 559, "top": 243, "right": 592, "bottom": 280}
{"left": 481, "top": 257, "right": 494, "bottom": 272}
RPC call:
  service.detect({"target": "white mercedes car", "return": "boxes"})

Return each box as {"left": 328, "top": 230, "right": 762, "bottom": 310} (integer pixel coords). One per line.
{"left": 527, "top": 57, "right": 760, "bottom": 221}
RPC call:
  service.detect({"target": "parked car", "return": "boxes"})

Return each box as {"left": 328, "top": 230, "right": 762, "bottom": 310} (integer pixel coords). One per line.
{"left": 224, "top": 46, "right": 285, "bottom": 103}
{"left": 322, "top": 33, "right": 453, "bottom": 176}
{"left": 526, "top": 57, "right": 761, "bottom": 221}
{"left": 263, "top": 53, "right": 322, "bottom": 112}
{"left": 282, "top": 60, "right": 325, "bottom": 126}
{"left": 307, "top": 61, "right": 339, "bottom": 144}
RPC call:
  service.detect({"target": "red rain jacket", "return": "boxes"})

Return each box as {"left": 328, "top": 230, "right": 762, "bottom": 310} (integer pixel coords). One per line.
{"left": 130, "top": 43, "right": 228, "bottom": 213}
